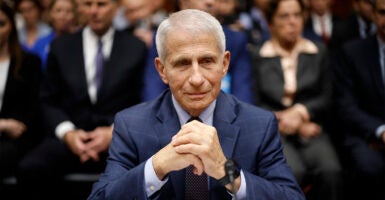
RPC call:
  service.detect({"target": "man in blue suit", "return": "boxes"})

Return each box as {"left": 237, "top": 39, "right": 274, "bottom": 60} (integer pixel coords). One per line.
{"left": 142, "top": 0, "right": 254, "bottom": 104}
{"left": 88, "top": 9, "right": 304, "bottom": 200}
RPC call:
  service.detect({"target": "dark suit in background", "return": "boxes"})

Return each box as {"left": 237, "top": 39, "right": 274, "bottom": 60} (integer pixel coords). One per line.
{"left": 303, "top": 14, "right": 349, "bottom": 58}
{"left": 334, "top": 36, "right": 385, "bottom": 200}
{"left": 17, "top": 29, "right": 146, "bottom": 199}
{"left": 88, "top": 91, "right": 304, "bottom": 200}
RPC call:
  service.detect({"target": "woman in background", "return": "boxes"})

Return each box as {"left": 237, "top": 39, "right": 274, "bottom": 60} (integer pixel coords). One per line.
{"left": 250, "top": 0, "right": 342, "bottom": 200}
{"left": 0, "top": 1, "right": 42, "bottom": 179}
{"left": 32, "top": 0, "right": 78, "bottom": 71}
{"left": 15, "top": 0, "right": 52, "bottom": 51}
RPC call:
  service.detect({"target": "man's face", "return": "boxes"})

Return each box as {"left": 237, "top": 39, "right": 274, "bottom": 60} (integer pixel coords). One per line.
{"left": 122, "top": 0, "right": 152, "bottom": 24}
{"left": 49, "top": 0, "right": 75, "bottom": 32}
{"left": 270, "top": 0, "right": 303, "bottom": 45}
{"left": 179, "top": 0, "right": 217, "bottom": 16}
{"left": 253, "top": 0, "right": 270, "bottom": 12}
{"left": 81, "top": 0, "right": 117, "bottom": 36}
{"left": 374, "top": 0, "right": 385, "bottom": 40}
{"left": 354, "top": 0, "right": 375, "bottom": 22}
{"left": 216, "top": 0, "right": 236, "bottom": 16}
{"left": 309, "top": 0, "right": 331, "bottom": 15}
{"left": 155, "top": 31, "right": 230, "bottom": 116}
{"left": 18, "top": 0, "right": 41, "bottom": 27}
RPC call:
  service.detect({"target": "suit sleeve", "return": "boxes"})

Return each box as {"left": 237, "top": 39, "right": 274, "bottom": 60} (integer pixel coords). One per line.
{"left": 334, "top": 43, "right": 384, "bottom": 139}
{"left": 40, "top": 40, "right": 73, "bottom": 135}
{"left": 243, "top": 116, "right": 305, "bottom": 200}
{"left": 88, "top": 111, "right": 154, "bottom": 200}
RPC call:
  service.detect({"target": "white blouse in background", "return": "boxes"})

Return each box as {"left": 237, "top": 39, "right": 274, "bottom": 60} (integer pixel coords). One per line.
{"left": 0, "top": 59, "right": 10, "bottom": 111}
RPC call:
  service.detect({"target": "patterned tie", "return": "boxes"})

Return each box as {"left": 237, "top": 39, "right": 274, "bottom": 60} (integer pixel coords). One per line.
{"left": 184, "top": 117, "right": 209, "bottom": 200}
{"left": 94, "top": 39, "right": 104, "bottom": 92}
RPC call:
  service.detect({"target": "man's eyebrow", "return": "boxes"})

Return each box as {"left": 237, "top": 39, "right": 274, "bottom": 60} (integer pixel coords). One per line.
{"left": 170, "top": 56, "right": 190, "bottom": 65}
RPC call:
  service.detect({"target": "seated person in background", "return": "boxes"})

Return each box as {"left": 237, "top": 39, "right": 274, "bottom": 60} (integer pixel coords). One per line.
{"left": 302, "top": 0, "right": 347, "bottom": 57}
{"left": 88, "top": 9, "right": 305, "bottom": 200}
{"left": 17, "top": 0, "right": 147, "bottom": 199}
{"left": 334, "top": 0, "right": 385, "bottom": 199}
{"left": 341, "top": 0, "right": 376, "bottom": 42}
{"left": 0, "top": 1, "right": 42, "bottom": 180}
{"left": 32, "top": 0, "right": 78, "bottom": 72}
{"left": 15, "top": 0, "right": 52, "bottom": 51}
{"left": 239, "top": 0, "right": 271, "bottom": 45}
{"left": 119, "top": 0, "right": 169, "bottom": 48}
{"left": 250, "top": 0, "right": 342, "bottom": 200}
{"left": 142, "top": 0, "right": 254, "bottom": 104}
{"left": 215, "top": 0, "right": 243, "bottom": 31}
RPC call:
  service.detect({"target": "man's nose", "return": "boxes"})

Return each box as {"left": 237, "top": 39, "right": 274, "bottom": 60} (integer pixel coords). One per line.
{"left": 90, "top": 3, "right": 99, "bottom": 14}
{"left": 189, "top": 63, "right": 204, "bottom": 86}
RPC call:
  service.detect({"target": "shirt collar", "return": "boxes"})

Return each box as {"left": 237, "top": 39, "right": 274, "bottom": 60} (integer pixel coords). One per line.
{"left": 311, "top": 12, "right": 331, "bottom": 21}
{"left": 259, "top": 38, "right": 319, "bottom": 58}
{"left": 84, "top": 26, "right": 115, "bottom": 44}
{"left": 171, "top": 95, "right": 216, "bottom": 126}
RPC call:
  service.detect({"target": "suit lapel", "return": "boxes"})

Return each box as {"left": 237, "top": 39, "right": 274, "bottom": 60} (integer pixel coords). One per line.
{"left": 296, "top": 53, "right": 311, "bottom": 92}
{"left": 154, "top": 91, "right": 185, "bottom": 199}
{"left": 260, "top": 57, "right": 285, "bottom": 103}
{"left": 70, "top": 31, "right": 89, "bottom": 103}
{"left": 154, "top": 92, "right": 240, "bottom": 199}
{"left": 367, "top": 38, "right": 385, "bottom": 100}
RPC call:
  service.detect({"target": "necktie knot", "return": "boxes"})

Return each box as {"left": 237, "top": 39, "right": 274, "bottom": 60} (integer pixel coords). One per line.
{"left": 187, "top": 116, "right": 202, "bottom": 123}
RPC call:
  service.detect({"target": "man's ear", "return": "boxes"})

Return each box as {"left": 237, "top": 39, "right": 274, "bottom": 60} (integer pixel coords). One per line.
{"left": 222, "top": 51, "right": 231, "bottom": 77}
{"left": 155, "top": 57, "right": 169, "bottom": 84}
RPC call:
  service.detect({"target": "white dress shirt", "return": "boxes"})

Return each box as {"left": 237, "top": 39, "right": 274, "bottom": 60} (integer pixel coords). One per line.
{"left": 54, "top": 26, "right": 115, "bottom": 140}
{"left": 311, "top": 12, "right": 332, "bottom": 39}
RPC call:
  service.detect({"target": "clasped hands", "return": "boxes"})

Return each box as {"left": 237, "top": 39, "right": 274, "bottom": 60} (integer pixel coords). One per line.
{"left": 63, "top": 126, "right": 113, "bottom": 163}
{"left": 153, "top": 120, "right": 227, "bottom": 182}
{"left": 275, "top": 106, "right": 321, "bottom": 139}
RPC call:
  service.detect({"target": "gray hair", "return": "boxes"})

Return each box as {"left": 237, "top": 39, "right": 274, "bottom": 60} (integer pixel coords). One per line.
{"left": 155, "top": 9, "right": 226, "bottom": 62}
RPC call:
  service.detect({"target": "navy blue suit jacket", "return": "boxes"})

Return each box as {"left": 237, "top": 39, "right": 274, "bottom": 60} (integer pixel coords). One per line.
{"left": 142, "top": 26, "right": 254, "bottom": 104}
{"left": 88, "top": 91, "right": 304, "bottom": 200}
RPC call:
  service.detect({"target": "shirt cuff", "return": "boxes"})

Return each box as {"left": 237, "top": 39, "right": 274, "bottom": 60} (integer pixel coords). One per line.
{"left": 55, "top": 121, "right": 76, "bottom": 140}
{"left": 227, "top": 170, "right": 247, "bottom": 200}
{"left": 144, "top": 157, "right": 168, "bottom": 197}
{"left": 375, "top": 125, "right": 385, "bottom": 139}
